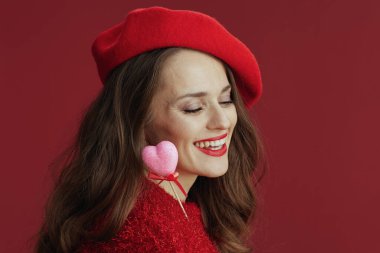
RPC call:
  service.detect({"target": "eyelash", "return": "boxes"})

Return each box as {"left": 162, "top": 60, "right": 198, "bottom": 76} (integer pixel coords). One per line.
{"left": 183, "top": 100, "right": 234, "bottom": 114}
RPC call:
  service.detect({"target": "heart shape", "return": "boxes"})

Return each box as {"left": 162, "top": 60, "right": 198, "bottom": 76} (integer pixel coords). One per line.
{"left": 141, "top": 140, "right": 178, "bottom": 177}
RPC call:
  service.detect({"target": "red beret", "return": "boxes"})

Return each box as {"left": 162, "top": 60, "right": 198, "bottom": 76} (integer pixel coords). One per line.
{"left": 92, "top": 6, "right": 262, "bottom": 108}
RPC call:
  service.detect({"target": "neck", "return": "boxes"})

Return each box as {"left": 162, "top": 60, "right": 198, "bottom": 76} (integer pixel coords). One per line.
{"left": 145, "top": 170, "right": 198, "bottom": 202}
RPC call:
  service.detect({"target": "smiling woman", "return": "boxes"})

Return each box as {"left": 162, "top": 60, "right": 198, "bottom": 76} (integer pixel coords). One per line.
{"left": 34, "top": 6, "right": 267, "bottom": 253}
{"left": 144, "top": 49, "right": 238, "bottom": 194}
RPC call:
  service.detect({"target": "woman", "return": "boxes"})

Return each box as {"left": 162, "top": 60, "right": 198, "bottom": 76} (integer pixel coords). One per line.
{"left": 35, "top": 6, "right": 267, "bottom": 253}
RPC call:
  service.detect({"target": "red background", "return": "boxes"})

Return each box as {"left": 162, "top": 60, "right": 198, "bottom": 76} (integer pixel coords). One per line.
{"left": 1, "top": 0, "right": 379, "bottom": 252}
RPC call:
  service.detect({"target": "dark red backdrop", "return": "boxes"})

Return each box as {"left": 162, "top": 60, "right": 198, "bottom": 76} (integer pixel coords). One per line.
{"left": 1, "top": 0, "right": 379, "bottom": 252}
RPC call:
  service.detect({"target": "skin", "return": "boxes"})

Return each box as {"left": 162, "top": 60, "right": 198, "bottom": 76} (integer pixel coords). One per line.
{"left": 144, "top": 48, "right": 237, "bottom": 202}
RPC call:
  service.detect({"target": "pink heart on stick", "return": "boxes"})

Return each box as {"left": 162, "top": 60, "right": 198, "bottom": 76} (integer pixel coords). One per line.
{"left": 142, "top": 141, "right": 178, "bottom": 177}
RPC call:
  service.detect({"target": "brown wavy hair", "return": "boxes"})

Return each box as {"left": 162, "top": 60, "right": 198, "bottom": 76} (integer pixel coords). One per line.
{"left": 33, "top": 47, "right": 267, "bottom": 253}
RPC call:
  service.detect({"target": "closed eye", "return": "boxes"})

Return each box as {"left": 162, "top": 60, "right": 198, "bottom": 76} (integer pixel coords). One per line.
{"left": 183, "top": 101, "right": 233, "bottom": 114}
{"left": 220, "top": 100, "right": 233, "bottom": 105}
{"left": 184, "top": 108, "right": 202, "bottom": 114}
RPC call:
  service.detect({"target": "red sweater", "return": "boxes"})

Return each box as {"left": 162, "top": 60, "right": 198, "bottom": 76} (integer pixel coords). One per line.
{"left": 78, "top": 178, "right": 220, "bottom": 252}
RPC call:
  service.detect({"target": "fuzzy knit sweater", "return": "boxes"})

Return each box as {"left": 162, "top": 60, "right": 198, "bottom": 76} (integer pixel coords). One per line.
{"left": 78, "top": 178, "right": 220, "bottom": 253}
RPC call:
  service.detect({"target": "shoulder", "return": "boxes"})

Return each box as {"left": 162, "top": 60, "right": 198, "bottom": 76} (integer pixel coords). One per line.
{"left": 78, "top": 179, "right": 181, "bottom": 253}
{"left": 78, "top": 178, "right": 219, "bottom": 253}
{"left": 78, "top": 221, "right": 176, "bottom": 253}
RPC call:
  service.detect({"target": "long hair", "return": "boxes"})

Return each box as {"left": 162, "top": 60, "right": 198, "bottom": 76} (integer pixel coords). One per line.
{"left": 34, "top": 47, "right": 267, "bottom": 253}
{"left": 188, "top": 60, "right": 267, "bottom": 253}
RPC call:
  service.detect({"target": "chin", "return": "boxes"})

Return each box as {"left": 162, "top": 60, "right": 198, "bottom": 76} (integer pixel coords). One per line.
{"left": 203, "top": 168, "right": 228, "bottom": 178}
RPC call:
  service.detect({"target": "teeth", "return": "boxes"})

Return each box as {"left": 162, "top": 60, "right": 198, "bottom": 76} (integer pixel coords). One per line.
{"left": 208, "top": 145, "right": 223, "bottom": 150}
{"left": 195, "top": 137, "right": 227, "bottom": 149}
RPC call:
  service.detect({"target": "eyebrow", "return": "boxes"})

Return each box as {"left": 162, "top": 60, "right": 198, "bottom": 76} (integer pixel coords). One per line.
{"left": 175, "top": 84, "right": 231, "bottom": 102}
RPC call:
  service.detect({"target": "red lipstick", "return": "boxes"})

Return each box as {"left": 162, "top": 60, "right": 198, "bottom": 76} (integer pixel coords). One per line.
{"left": 195, "top": 143, "right": 227, "bottom": 157}
{"left": 194, "top": 133, "right": 228, "bottom": 157}
{"left": 195, "top": 133, "right": 227, "bottom": 142}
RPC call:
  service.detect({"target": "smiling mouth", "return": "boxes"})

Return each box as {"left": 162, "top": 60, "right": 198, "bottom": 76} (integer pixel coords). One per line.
{"left": 194, "top": 142, "right": 227, "bottom": 157}
{"left": 193, "top": 133, "right": 228, "bottom": 152}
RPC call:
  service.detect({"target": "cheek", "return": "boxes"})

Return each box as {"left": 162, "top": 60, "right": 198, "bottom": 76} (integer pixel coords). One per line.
{"left": 167, "top": 117, "right": 198, "bottom": 143}
{"left": 147, "top": 114, "right": 197, "bottom": 144}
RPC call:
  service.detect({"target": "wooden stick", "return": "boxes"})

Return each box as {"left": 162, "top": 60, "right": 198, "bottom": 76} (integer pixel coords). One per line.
{"left": 168, "top": 181, "right": 189, "bottom": 220}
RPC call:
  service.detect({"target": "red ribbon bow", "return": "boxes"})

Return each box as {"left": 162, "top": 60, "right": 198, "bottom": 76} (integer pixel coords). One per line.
{"left": 147, "top": 171, "right": 188, "bottom": 197}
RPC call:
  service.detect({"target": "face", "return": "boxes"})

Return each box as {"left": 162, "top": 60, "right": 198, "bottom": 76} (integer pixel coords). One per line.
{"left": 144, "top": 48, "right": 238, "bottom": 178}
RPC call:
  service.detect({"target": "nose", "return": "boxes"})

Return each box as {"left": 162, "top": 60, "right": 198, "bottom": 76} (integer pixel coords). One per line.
{"left": 207, "top": 104, "right": 231, "bottom": 130}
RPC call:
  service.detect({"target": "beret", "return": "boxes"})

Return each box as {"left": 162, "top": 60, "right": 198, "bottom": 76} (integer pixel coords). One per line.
{"left": 92, "top": 6, "right": 262, "bottom": 108}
